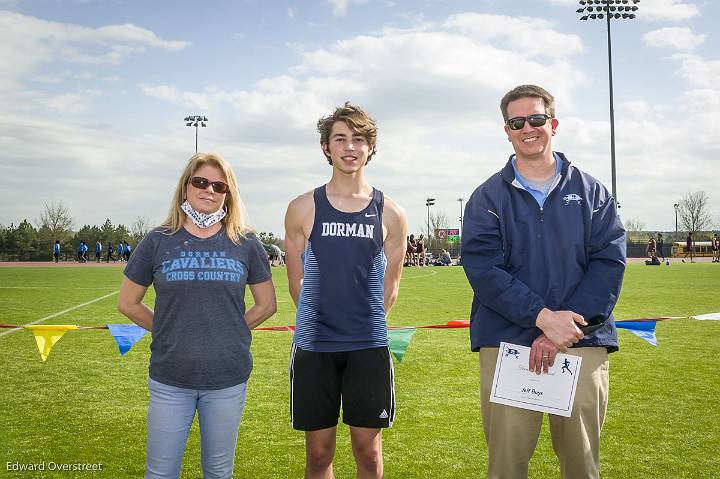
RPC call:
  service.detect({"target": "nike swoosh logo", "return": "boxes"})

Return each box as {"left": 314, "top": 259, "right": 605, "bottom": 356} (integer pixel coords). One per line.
{"left": 365, "top": 213, "right": 377, "bottom": 217}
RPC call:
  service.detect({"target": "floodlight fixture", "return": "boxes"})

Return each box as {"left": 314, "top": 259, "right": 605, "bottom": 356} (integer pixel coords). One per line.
{"left": 184, "top": 114, "right": 209, "bottom": 154}
{"left": 425, "top": 198, "right": 436, "bottom": 240}
{"left": 576, "top": 0, "right": 640, "bottom": 206}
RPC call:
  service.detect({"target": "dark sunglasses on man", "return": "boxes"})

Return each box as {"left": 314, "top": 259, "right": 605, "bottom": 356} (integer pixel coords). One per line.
{"left": 506, "top": 114, "right": 552, "bottom": 131}
{"left": 189, "top": 176, "right": 229, "bottom": 194}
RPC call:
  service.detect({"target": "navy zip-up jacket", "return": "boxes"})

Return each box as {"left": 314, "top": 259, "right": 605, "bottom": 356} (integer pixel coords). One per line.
{"left": 461, "top": 152, "right": 626, "bottom": 352}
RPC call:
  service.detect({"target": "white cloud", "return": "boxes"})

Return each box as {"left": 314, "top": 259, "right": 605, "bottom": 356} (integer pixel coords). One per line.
{"left": 0, "top": 11, "right": 189, "bottom": 115}
{"left": 618, "top": 99, "right": 672, "bottom": 116}
{"left": 2, "top": 9, "right": 717, "bottom": 234}
{"left": 136, "top": 15, "right": 589, "bottom": 231}
{"left": 443, "top": 13, "right": 584, "bottom": 58}
{"left": 0, "top": 113, "right": 181, "bottom": 227}
{"left": 643, "top": 27, "right": 705, "bottom": 51}
{"left": 144, "top": 16, "right": 586, "bottom": 133}
{"left": 0, "top": 11, "right": 189, "bottom": 79}
{"left": 92, "top": 24, "right": 188, "bottom": 51}
{"left": 326, "top": 0, "right": 369, "bottom": 16}
{"left": 569, "top": 48, "right": 720, "bottom": 221}
{"left": 638, "top": 0, "right": 699, "bottom": 21}
{"left": 42, "top": 89, "right": 102, "bottom": 113}
{"left": 141, "top": 84, "right": 182, "bottom": 103}
{"left": 288, "top": 7, "right": 296, "bottom": 18}
{"left": 30, "top": 74, "right": 64, "bottom": 84}
{"left": 675, "top": 54, "right": 720, "bottom": 89}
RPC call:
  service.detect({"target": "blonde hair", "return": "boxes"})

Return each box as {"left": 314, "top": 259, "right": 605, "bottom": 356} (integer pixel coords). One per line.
{"left": 161, "top": 153, "right": 252, "bottom": 244}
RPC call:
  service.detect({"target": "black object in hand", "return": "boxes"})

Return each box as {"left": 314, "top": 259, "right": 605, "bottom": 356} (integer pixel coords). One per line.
{"left": 580, "top": 315, "right": 608, "bottom": 335}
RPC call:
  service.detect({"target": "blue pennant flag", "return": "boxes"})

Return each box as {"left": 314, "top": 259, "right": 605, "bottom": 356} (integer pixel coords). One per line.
{"left": 616, "top": 321, "right": 657, "bottom": 346}
{"left": 107, "top": 324, "right": 149, "bottom": 356}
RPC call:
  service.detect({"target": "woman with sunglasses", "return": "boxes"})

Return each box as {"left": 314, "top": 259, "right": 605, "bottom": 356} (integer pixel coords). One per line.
{"left": 118, "top": 152, "right": 276, "bottom": 479}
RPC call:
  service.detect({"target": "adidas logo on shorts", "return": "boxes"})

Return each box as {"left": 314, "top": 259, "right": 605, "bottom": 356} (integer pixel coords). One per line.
{"left": 379, "top": 409, "right": 389, "bottom": 419}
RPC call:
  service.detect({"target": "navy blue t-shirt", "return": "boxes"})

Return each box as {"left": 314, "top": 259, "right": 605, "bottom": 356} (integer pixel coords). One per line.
{"left": 124, "top": 226, "right": 271, "bottom": 389}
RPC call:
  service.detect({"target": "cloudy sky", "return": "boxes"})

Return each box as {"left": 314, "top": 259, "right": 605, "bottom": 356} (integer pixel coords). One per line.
{"left": 1, "top": 0, "right": 717, "bottom": 236}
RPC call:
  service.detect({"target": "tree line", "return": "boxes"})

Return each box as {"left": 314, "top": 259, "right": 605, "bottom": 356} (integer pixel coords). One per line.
{"left": 2, "top": 190, "right": 715, "bottom": 261}
{"left": 624, "top": 190, "right": 717, "bottom": 242}
{"left": 0, "top": 201, "right": 152, "bottom": 261}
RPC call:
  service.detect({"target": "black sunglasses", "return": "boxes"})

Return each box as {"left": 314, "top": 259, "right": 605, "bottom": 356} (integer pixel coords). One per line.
{"left": 580, "top": 314, "right": 608, "bottom": 335}
{"left": 189, "top": 176, "right": 229, "bottom": 194}
{"left": 506, "top": 114, "right": 552, "bottom": 131}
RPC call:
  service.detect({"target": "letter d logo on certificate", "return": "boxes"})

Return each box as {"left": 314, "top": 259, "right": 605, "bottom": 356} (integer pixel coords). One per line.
{"left": 489, "top": 342, "right": 582, "bottom": 417}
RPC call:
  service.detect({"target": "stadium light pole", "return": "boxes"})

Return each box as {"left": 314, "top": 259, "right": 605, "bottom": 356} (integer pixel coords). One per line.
{"left": 577, "top": 0, "right": 639, "bottom": 207}
{"left": 425, "top": 197, "right": 436, "bottom": 241}
{"left": 673, "top": 203, "right": 679, "bottom": 237}
{"left": 457, "top": 197, "right": 464, "bottom": 235}
{"left": 184, "top": 115, "right": 209, "bottom": 153}
{"left": 457, "top": 197, "right": 464, "bottom": 254}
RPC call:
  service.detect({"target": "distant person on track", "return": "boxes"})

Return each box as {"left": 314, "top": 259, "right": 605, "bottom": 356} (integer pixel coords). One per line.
{"left": 407, "top": 234, "right": 417, "bottom": 266}
{"left": 106, "top": 242, "right": 116, "bottom": 263}
{"left": 439, "top": 249, "right": 452, "bottom": 266}
{"left": 657, "top": 233, "right": 665, "bottom": 262}
{"left": 117, "top": 241, "right": 125, "bottom": 262}
{"left": 416, "top": 234, "right": 426, "bottom": 266}
{"left": 405, "top": 235, "right": 414, "bottom": 266}
{"left": 682, "top": 232, "right": 694, "bottom": 263}
{"left": 646, "top": 236, "right": 657, "bottom": 259}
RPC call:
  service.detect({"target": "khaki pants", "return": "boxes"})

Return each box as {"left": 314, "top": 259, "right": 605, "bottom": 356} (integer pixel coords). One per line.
{"left": 480, "top": 347, "right": 609, "bottom": 479}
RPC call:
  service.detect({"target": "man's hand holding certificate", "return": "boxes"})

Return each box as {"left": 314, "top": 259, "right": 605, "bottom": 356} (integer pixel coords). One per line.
{"left": 489, "top": 342, "right": 582, "bottom": 417}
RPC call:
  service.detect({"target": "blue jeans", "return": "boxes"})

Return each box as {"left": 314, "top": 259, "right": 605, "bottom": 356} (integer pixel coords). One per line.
{"left": 145, "top": 378, "right": 248, "bottom": 479}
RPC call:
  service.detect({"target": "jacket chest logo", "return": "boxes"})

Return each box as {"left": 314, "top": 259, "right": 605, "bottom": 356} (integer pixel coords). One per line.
{"left": 563, "top": 194, "right": 583, "bottom": 206}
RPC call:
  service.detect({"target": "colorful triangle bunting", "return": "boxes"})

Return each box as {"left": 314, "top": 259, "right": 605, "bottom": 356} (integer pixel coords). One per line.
{"left": 106, "top": 324, "right": 149, "bottom": 356}
{"left": 25, "top": 325, "right": 78, "bottom": 361}
{"left": 388, "top": 328, "right": 417, "bottom": 362}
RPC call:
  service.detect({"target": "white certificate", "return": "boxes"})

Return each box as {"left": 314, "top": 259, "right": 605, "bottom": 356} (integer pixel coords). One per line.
{"left": 489, "top": 342, "right": 582, "bottom": 417}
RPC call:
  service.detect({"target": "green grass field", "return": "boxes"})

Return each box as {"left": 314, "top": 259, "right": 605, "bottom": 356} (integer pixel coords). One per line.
{"left": 0, "top": 263, "right": 719, "bottom": 478}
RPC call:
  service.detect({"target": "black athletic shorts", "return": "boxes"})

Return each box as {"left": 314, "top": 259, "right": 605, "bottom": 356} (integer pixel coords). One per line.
{"left": 289, "top": 345, "right": 395, "bottom": 431}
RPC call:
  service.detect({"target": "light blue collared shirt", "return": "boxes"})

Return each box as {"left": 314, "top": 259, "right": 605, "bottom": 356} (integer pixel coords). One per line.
{"left": 511, "top": 152, "right": 562, "bottom": 207}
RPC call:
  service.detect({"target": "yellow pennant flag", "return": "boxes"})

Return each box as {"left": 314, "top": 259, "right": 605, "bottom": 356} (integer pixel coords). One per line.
{"left": 25, "top": 325, "right": 78, "bottom": 362}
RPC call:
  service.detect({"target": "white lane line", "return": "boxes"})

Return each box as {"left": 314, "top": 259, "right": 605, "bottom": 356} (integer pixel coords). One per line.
{"left": 0, "top": 286, "right": 114, "bottom": 290}
{"left": 401, "top": 270, "right": 439, "bottom": 280}
{"left": 0, "top": 291, "right": 119, "bottom": 337}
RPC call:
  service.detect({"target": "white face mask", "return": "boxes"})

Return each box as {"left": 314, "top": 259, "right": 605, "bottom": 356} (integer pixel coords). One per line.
{"left": 181, "top": 200, "right": 227, "bottom": 229}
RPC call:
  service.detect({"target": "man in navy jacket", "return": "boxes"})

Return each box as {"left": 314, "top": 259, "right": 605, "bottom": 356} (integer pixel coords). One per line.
{"left": 462, "top": 85, "right": 626, "bottom": 479}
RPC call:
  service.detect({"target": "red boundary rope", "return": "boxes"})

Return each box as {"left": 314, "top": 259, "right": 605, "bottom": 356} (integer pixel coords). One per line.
{"left": 0, "top": 317, "right": 682, "bottom": 331}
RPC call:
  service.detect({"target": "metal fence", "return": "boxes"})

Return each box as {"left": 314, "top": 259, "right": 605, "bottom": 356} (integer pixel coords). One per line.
{"left": 626, "top": 241, "right": 671, "bottom": 259}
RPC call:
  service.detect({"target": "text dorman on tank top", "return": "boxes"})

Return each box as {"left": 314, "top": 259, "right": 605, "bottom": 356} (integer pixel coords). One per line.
{"left": 320, "top": 222, "right": 375, "bottom": 238}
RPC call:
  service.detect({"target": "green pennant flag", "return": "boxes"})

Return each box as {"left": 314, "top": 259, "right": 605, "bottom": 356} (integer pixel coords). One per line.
{"left": 388, "top": 328, "right": 417, "bottom": 362}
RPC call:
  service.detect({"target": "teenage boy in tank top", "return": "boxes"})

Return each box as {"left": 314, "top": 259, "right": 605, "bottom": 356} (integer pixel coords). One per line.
{"left": 284, "top": 102, "right": 408, "bottom": 479}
